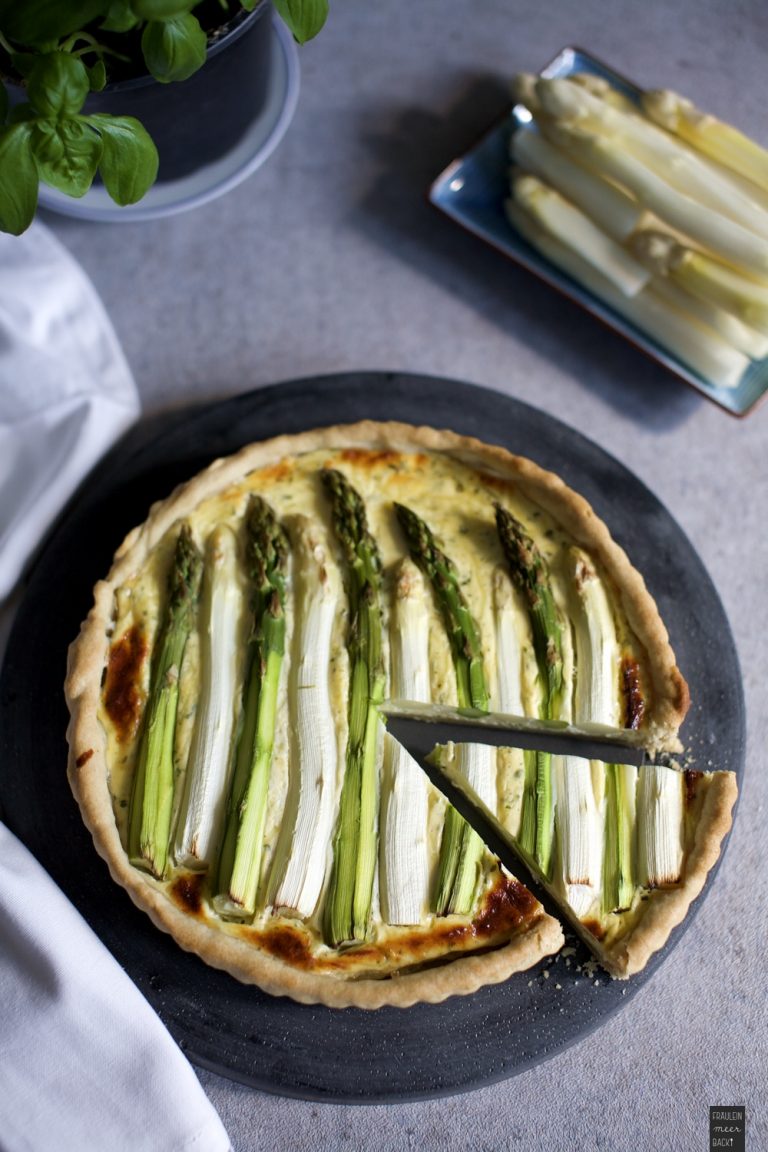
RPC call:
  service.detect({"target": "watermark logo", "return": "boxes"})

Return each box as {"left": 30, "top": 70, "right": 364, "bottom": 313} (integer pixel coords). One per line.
{"left": 710, "top": 1106, "right": 745, "bottom": 1151}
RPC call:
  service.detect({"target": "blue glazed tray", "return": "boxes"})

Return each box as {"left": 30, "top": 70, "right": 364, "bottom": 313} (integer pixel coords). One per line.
{"left": 429, "top": 46, "right": 768, "bottom": 417}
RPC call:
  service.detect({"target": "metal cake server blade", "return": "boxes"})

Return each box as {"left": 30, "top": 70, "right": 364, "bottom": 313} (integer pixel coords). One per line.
{"left": 379, "top": 699, "right": 652, "bottom": 910}
{"left": 380, "top": 700, "right": 649, "bottom": 768}
{"left": 406, "top": 743, "right": 554, "bottom": 907}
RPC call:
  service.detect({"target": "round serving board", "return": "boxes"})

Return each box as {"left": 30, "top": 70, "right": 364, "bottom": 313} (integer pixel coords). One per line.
{"left": 0, "top": 373, "right": 744, "bottom": 1102}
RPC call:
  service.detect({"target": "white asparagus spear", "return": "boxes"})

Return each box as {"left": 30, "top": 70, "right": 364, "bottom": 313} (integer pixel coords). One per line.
{"left": 381, "top": 560, "right": 431, "bottom": 926}
{"left": 552, "top": 550, "right": 607, "bottom": 918}
{"left": 637, "top": 764, "right": 684, "bottom": 887}
{"left": 578, "top": 77, "right": 768, "bottom": 212}
{"left": 505, "top": 198, "right": 751, "bottom": 389}
{"left": 631, "top": 230, "right": 768, "bottom": 338}
{"left": 530, "top": 109, "right": 768, "bottom": 276}
{"left": 174, "top": 525, "right": 241, "bottom": 870}
{"left": 270, "top": 519, "right": 340, "bottom": 918}
{"left": 535, "top": 77, "right": 768, "bottom": 242}
{"left": 567, "top": 548, "right": 636, "bottom": 914}
{"left": 650, "top": 274, "right": 768, "bottom": 361}
{"left": 511, "top": 127, "right": 645, "bottom": 241}
{"left": 511, "top": 171, "right": 649, "bottom": 296}
{"left": 642, "top": 87, "right": 768, "bottom": 195}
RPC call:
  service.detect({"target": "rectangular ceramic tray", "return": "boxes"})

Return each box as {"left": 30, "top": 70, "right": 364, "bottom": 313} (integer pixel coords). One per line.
{"left": 429, "top": 46, "right": 768, "bottom": 417}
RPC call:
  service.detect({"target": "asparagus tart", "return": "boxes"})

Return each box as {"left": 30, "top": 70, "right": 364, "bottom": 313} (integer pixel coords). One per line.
{"left": 65, "top": 422, "right": 735, "bottom": 1007}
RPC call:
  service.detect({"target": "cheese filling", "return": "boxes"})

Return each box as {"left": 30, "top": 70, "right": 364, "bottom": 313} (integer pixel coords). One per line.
{"left": 99, "top": 446, "right": 666, "bottom": 975}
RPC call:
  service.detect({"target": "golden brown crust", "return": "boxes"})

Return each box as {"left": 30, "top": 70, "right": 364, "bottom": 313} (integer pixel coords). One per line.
{"left": 65, "top": 420, "right": 696, "bottom": 1005}
{"left": 425, "top": 751, "right": 738, "bottom": 982}
{"left": 67, "top": 715, "right": 564, "bottom": 1007}
{"left": 67, "top": 726, "right": 565, "bottom": 1008}
{"left": 600, "top": 771, "right": 738, "bottom": 978}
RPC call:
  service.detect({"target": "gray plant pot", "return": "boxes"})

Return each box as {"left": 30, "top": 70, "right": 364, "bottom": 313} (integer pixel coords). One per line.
{"left": 3, "top": 3, "right": 275, "bottom": 185}
{"left": 83, "top": 4, "right": 274, "bottom": 183}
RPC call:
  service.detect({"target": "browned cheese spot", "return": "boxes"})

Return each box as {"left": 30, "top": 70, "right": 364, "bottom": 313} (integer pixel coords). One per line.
{"left": 621, "top": 656, "right": 646, "bottom": 730}
{"left": 260, "top": 925, "right": 313, "bottom": 966}
{"left": 581, "top": 918, "right": 607, "bottom": 941}
{"left": 338, "top": 449, "right": 413, "bottom": 469}
{"left": 171, "top": 872, "right": 206, "bottom": 916}
{"left": 103, "top": 626, "right": 148, "bottom": 743}
{"left": 473, "top": 871, "right": 541, "bottom": 937}
{"left": 684, "top": 769, "right": 703, "bottom": 805}
{"left": 252, "top": 458, "right": 294, "bottom": 485}
{"left": 236, "top": 871, "right": 541, "bottom": 974}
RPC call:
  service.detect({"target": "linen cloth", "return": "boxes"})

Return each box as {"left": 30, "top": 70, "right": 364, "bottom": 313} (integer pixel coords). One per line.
{"left": 0, "top": 223, "right": 232, "bottom": 1152}
{"left": 0, "top": 222, "right": 137, "bottom": 600}
{"left": 0, "top": 825, "right": 232, "bottom": 1152}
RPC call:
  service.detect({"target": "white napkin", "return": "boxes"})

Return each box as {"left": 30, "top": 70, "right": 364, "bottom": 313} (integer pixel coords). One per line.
{"left": 0, "top": 224, "right": 232, "bottom": 1151}
{"left": 0, "top": 824, "right": 232, "bottom": 1152}
{"left": 0, "top": 222, "right": 139, "bottom": 601}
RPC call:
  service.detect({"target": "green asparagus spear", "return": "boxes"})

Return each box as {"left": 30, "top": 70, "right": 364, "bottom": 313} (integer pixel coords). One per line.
{"left": 604, "top": 763, "right": 636, "bottom": 912}
{"left": 128, "top": 523, "right": 203, "bottom": 878}
{"left": 214, "top": 496, "right": 288, "bottom": 919}
{"left": 394, "top": 503, "right": 489, "bottom": 713}
{"left": 322, "top": 469, "right": 386, "bottom": 947}
{"left": 494, "top": 504, "right": 564, "bottom": 878}
{"left": 394, "top": 503, "right": 491, "bottom": 916}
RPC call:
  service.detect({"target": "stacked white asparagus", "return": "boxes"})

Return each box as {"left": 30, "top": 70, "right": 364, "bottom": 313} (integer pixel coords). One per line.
{"left": 508, "top": 72, "right": 768, "bottom": 389}
{"left": 126, "top": 473, "right": 688, "bottom": 955}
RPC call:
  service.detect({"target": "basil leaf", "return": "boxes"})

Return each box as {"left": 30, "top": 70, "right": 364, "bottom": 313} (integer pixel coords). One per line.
{"left": 273, "top": 0, "right": 328, "bottom": 43}
{"left": 0, "top": 124, "right": 38, "bottom": 235}
{"left": 0, "top": 1, "right": 109, "bottom": 46}
{"left": 0, "top": 83, "right": 8, "bottom": 126}
{"left": 29, "top": 118, "right": 66, "bottom": 165}
{"left": 27, "top": 53, "right": 90, "bottom": 117}
{"left": 240, "top": 0, "right": 259, "bottom": 9}
{"left": 100, "top": 0, "right": 140, "bottom": 31}
{"left": 132, "top": 0, "right": 198, "bottom": 17}
{"left": 31, "top": 116, "right": 102, "bottom": 197}
{"left": 88, "top": 113, "right": 159, "bottom": 204}
{"left": 141, "top": 14, "right": 207, "bottom": 83}
{"left": 87, "top": 59, "right": 108, "bottom": 91}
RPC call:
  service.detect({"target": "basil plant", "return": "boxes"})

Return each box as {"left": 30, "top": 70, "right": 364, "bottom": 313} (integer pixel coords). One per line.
{"left": 0, "top": 0, "right": 328, "bottom": 234}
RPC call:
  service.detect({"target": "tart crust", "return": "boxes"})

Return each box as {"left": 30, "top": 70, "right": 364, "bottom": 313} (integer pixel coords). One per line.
{"left": 65, "top": 420, "right": 701, "bottom": 1007}
{"left": 596, "top": 770, "right": 738, "bottom": 978}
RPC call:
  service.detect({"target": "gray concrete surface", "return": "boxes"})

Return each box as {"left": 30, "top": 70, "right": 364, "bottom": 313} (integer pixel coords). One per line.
{"left": 34, "top": 0, "right": 768, "bottom": 1147}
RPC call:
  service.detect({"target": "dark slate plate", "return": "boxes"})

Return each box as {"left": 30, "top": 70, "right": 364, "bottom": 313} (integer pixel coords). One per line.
{"left": 0, "top": 373, "right": 744, "bottom": 1102}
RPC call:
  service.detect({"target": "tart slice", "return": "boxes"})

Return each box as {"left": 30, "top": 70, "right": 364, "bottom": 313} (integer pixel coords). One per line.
{"left": 425, "top": 744, "right": 736, "bottom": 979}
{"left": 411, "top": 504, "right": 736, "bottom": 978}
{"left": 64, "top": 421, "right": 730, "bottom": 1007}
